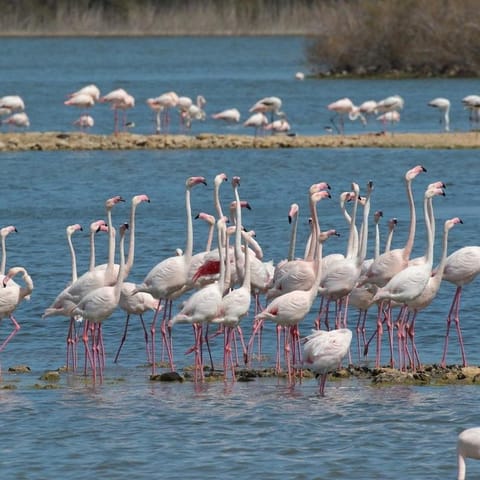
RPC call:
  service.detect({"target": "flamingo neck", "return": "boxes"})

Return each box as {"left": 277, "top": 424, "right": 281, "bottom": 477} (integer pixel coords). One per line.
{"left": 105, "top": 208, "right": 116, "bottom": 283}
{"left": 114, "top": 229, "right": 126, "bottom": 301}
{"left": 287, "top": 214, "right": 298, "bottom": 262}
{"left": 67, "top": 232, "right": 77, "bottom": 283}
{"left": 0, "top": 236, "right": 6, "bottom": 275}
{"left": 403, "top": 178, "right": 417, "bottom": 260}
{"left": 184, "top": 188, "right": 194, "bottom": 260}
{"left": 125, "top": 201, "right": 137, "bottom": 276}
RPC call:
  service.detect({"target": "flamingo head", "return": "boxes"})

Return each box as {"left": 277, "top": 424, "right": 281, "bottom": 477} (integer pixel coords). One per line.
{"left": 288, "top": 203, "right": 299, "bottom": 223}
{"left": 187, "top": 176, "right": 207, "bottom": 188}
{"left": 133, "top": 194, "right": 150, "bottom": 206}
{"left": 405, "top": 165, "right": 427, "bottom": 181}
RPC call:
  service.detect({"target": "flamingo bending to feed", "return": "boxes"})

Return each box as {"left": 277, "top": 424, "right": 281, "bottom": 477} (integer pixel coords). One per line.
{"left": 303, "top": 328, "right": 352, "bottom": 396}
{"left": 0, "top": 267, "right": 34, "bottom": 360}
{"left": 428, "top": 97, "right": 450, "bottom": 132}
{"left": 327, "top": 97, "right": 365, "bottom": 134}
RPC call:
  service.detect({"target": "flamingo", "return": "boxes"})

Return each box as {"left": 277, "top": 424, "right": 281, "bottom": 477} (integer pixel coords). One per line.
{"left": 461, "top": 95, "right": 480, "bottom": 130}
{"left": 358, "top": 100, "right": 378, "bottom": 123}
{"left": 99, "top": 88, "right": 135, "bottom": 134}
{"left": 428, "top": 97, "right": 450, "bottom": 132}
{"left": 302, "top": 328, "right": 352, "bottom": 396}
{"left": 248, "top": 190, "right": 332, "bottom": 379}
{"left": 377, "top": 111, "right": 400, "bottom": 132}
{"left": 440, "top": 244, "right": 480, "bottom": 367}
{"left": 169, "top": 218, "right": 227, "bottom": 380}
{"left": 265, "top": 113, "right": 291, "bottom": 134}
{"left": 211, "top": 108, "right": 241, "bottom": 123}
{"left": 73, "top": 114, "right": 94, "bottom": 132}
{"left": 42, "top": 196, "right": 124, "bottom": 319}
{"left": 67, "top": 84, "right": 100, "bottom": 102}
{"left": 295, "top": 72, "right": 305, "bottom": 80}
{"left": 249, "top": 96, "right": 283, "bottom": 122}
{"left": 327, "top": 97, "right": 365, "bottom": 134}
{"left": 243, "top": 112, "right": 268, "bottom": 137}
{"left": 0, "top": 95, "right": 25, "bottom": 112}
{"left": 0, "top": 266, "right": 34, "bottom": 359}
{"left": 371, "top": 185, "right": 446, "bottom": 370}
{"left": 149, "top": 91, "right": 178, "bottom": 131}
{"left": 64, "top": 93, "right": 95, "bottom": 111}
{"left": 71, "top": 223, "right": 128, "bottom": 382}
{"left": 376, "top": 94, "right": 404, "bottom": 113}
{"left": 2, "top": 112, "right": 30, "bottom": 129}
{"left": 134, "top": 176, "right": 207, "bottom": 373}
{"left": 358, "top": 165, "right": 426, "bottom": 367}
{"left": 457, "top": 427, "right": 480, "bottom": 480}
{"left": 400, "top": 217, "right": 463, "bottom": 370}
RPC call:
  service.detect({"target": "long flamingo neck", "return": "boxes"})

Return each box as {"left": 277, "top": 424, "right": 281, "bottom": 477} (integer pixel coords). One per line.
{"left": 185, "top": 188, "right": 193, "bottom": 260}
{"left": 1, "top": 237, "right": 6, "bottom": 275}
{"left": 242, "top": 234, "right": 251, "bottom": 290}
{"left": 234, "top": 186, "right": 244, "bottom": 281}
{"left": 205, "top": 224, "right": 214, "bottom": 252}
{"left": 374, "top": 223, "right": 380, "bottom": 259}
{"left": 432, "top": 222, "right": 452, "bottom": 287}
{"left": 358, "top": 190, "right": 372, "bottom": 263}
{"left": 105, "top": 208, "right": 116, "bottom": 281}
{"left": 125, "top": 203, "right": 137, "bottom": 275}
{"left": 287, "top": 215, "right": 298, "bottom": 261}
{"left": 404, "top": 178, "right": 416, "bottom": 260}
{"left": 423, "top": 195, "right": 434, "bottom": 266}
{"left": 307, "top": 197, "right": 319, "bottom": 261}
{"left": 67, "top": 233, "right": 77, "bottom": 283}
{"left": 114, "top": 230, "right": 126, "bottom": 301}
{"left": 217, "top": 224, "right": 226, "bottom": 291}
{"left": 89, "top": 230, "right": 96, "bottom": 272}
{"left": 214, "top": 184, "right": 224, "bottom": 220}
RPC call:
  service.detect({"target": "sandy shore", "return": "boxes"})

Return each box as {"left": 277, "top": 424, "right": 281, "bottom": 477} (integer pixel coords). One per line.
{"left": 1, "top": 131, "right": 480, "bottom": 151}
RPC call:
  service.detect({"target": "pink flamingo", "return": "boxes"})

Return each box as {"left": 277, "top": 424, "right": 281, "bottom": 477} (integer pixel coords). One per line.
{"left": 371, "top": 185, "right": 445, "bottom": 370}
{"left": 64, "top": 93, "right": 95, "bottom": 111}
{"left": 0, "top": 225, "right": 18, "bottom": 276}
{"left": 169, "top": 218, "right": 227, "bottom": 381}
{"left": 0, "top": 266, "right": 34, "bottom": 364}
{"left": 249, "top": 96, "right": 283, "bottom": 123}
{"left": 0, "top": 95, "right": 25, "bottom": 112}
{"left": 212, "top": 108, "right": 241, "bottom": 123}
{"left": 327, "top": 97, "right": 365, "bottom": 134}
{"left": 302, "top": 328, "right": 352, "bottom": 396}
{"left": 359, "top": 165, "right": 426, "bottom": 367}
{"left": 68, "top": 84, "right": 100, "bottom": 102}
{"left": 2, "top": 112, "right": 29, "bottom": 130}
{"left": 99, "top": 88, "right": 135, "bottom": 134}
{"left": 248, "top": 191, "right": 332, "bottom": 380}
{"left": 134, "top": 177, "right": 207, "bottom": 373}
{"left": 71, "top": 223, "right": 128, "bottom": 383}
{"left": 441, "top": 244, "right": 480, "bottom": 367}
{"left": 149, "top": 91, "right": 178, "bottom": 131}
{"left": 400, "top": 217, "right": 463, "bottom": 370}
{"left": 73, "top": 114, "right": 94, "bottom": 132}
{"left": 243, "top": 112, "right": 268, "bottom": 137}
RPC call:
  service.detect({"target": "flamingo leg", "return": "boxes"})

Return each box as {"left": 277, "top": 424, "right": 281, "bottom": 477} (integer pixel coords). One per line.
{"left": 114, "top": 314, "right": 131, "bottom": 363}
{"left": 0, "top": 315, "right": 20, "bottom": 352}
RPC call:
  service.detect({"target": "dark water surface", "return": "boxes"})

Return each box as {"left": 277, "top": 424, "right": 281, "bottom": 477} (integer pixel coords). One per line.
{"left": 0, "top": 37, "right": 480, "bottom": 479}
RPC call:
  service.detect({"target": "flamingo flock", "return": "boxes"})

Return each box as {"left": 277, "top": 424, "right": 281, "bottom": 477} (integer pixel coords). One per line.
{"left": 4, "top": 82, "right": 480, "bottom": 136}
{"left": 0, "top": 165, "right": 478, "bottom": 395}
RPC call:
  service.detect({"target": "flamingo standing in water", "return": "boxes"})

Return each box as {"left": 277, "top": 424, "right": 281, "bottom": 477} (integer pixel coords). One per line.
{"left": 461, "top": 95, "right": 480, "bottom": 130}
{"left": 440, "top": 244, "right": 480, "bottom": 367}
{"left": 249, "top": 96, "right": 283, "bottom": 122}
{"left": 99, "top": 88, "right": 135, "bottom": 134}
{"left": 428, "top": 97, "right": 450, "bottom": 132}
{"left": 73, "top": 114, "right": 94, "bottom": 132}
{"left": 0, "top": 95, "right": 25, "bottom": 113}
{"left": 134, "top": 177, "right": 207, "bottom": 373}
{"left": 302, "top": 328, "right": 352, "bottom": 396}
{"left": 71, "top": 223, "right": 128, "bottom": 383}
{"left": 0, "top": 266, "right": 34, "bottom": 363}
{"left": 358, "top": 165, "right": 426, "bottom": 367}
{"left": 243, "top": 112, "right": 268, "bottom": 137}
{"left": 2, "top": 112, "right": 30, "bottom": 130}
{"left": 327, "top": 97, "right": 365, "bottom": 134}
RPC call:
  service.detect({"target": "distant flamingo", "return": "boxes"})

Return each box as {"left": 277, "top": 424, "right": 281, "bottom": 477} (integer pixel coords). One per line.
{"left": 243, "top": 112, "right": 268, "bottom": 137}
{"left": 302, "top": 328, "right": 352, "bottom": 396}
{"left": 428, "top": 97, "right": 450, "bottom": 132}
{"left": 359, "top": 100, "right": 378, "bottom": 123}
{"left": 377, "top": 111, "right": 400, "bottom": 132}
{"left": 212, "top": 108, "right": 241, "bottom": 123}
{"left": 265, "top": 113, "right": 291, "bottom": 134}
{"left": 461, "top": 95, "right": 480, "bottom": 130}
{"left": 376, "top": 94, "right": 404, "bottom": 113}
{"left": 249, "top": 96, "right": 283, "bottom": 122}
{"left": 149, "top": 91, "right": 178, "bottom": 131}
{"left": 68, "top": 84, "right": 100, "bottom": 102}
{"left": 327, "top": 98, "right": 364, "bottom": 134}
{"left": 457, "top": 427, "right": 480, "bottom": 480}
{"left": 99, "top": 88, "right": 135, "bottom": 134}
{"left": 73, "top": 114, "right": 94, "bottom": 132}
{"left": 0, "top": 95, "right": 25, "bottom": 112}
{"left": 2, "top": 112, "right": 30, "bottom": 129}
{"left": 0, "top": 266, "right": 34, "bottom": 360}
{"left": 64, "top": 93, "right": 95, "bottom": 111}
{"left": 440, "top": 244, "right": 480, "bottom": 367}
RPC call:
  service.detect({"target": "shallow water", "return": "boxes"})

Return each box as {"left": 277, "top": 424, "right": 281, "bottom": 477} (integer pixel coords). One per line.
{"left": 1, "top": 37, "right": 480, "bottom": 479}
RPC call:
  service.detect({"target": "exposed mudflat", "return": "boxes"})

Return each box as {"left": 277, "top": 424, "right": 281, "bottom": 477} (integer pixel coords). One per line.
{"left": 1, "top": 131, "right": 480, "bottom": 151}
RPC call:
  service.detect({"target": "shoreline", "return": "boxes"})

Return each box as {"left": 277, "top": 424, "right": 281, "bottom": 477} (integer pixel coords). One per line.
{"left": 1, "top": 131, "right": 480, "bottom": 151}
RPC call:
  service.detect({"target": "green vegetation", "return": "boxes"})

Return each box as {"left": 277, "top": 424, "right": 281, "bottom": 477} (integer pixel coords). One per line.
{"left": 1, "top": 0, "right": 479, "bottom": 78}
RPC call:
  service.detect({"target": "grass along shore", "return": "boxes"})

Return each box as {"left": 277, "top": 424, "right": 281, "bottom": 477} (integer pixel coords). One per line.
{"left": 0, "top": 131, "right": 480, "bottom": 151}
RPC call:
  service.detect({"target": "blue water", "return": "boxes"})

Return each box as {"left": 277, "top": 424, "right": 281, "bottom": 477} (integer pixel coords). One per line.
{"left": 1, "top": 38, "right": 480, "bottom": 480}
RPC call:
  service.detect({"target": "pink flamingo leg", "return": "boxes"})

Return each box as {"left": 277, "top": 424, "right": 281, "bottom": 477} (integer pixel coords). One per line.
{"left": 0, "top": 315, "right": 21, "bottom": 352}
